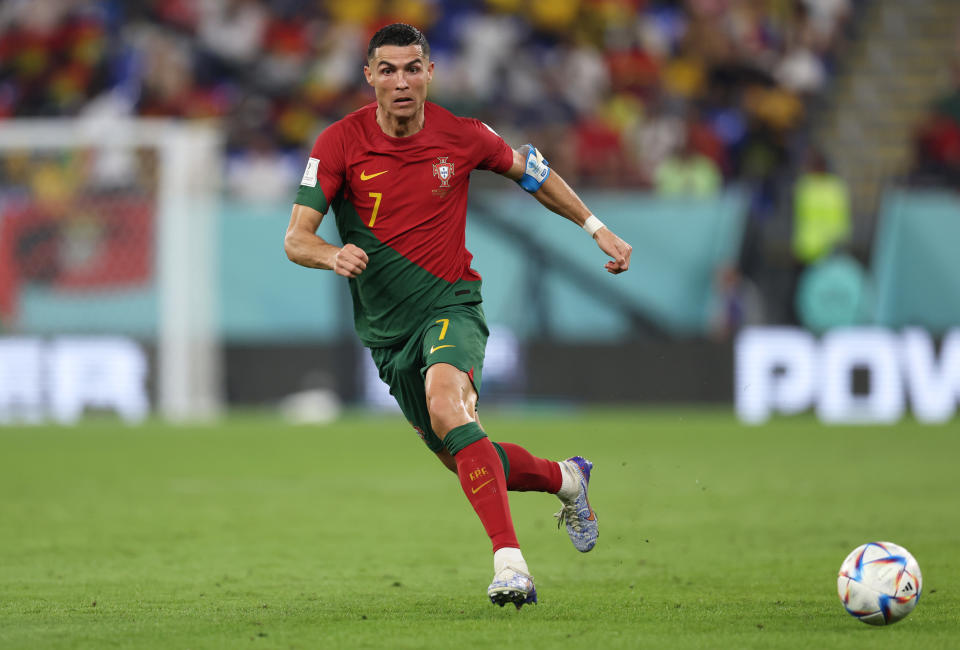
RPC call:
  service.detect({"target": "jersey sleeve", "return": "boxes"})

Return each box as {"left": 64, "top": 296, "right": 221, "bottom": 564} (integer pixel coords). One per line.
{"left": 294, "top": 122, "right": 346, "bottom": 213}
{"left": 469, "top": 119, "right": 514, "bottom": 174}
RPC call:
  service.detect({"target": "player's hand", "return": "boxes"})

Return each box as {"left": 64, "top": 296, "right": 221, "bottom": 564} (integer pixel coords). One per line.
{"left": 594, "top": 228, "right": 631, "bottom": 274}
{"left": 333, "top": 243, "right": 368, "bottom": 278}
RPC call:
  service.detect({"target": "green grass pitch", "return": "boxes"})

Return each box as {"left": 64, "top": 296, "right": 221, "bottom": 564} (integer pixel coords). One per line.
{"left": 1, "top": 409, "right": 958, "bottom": 649}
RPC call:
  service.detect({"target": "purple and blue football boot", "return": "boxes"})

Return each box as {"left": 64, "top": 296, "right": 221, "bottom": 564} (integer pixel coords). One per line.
{"left": 488, "top": 567, "right": 537, "bottom": 609}
{"left": 555, "top": 456, "right": 598, "bottom": 552}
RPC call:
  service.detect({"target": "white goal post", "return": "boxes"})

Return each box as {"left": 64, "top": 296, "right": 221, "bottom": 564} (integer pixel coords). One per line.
{"left": 0, "top": 118, "right": 222, "bottom": 421}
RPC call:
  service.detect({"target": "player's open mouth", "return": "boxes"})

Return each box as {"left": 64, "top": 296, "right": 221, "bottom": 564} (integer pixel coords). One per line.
{"left": 394, "top": 97, "right": 414, "bottom": 105}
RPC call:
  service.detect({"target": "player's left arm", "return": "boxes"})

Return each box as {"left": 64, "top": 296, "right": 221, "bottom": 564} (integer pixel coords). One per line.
{"left": 502, "top": 146, "right": 632, "bottom": 274}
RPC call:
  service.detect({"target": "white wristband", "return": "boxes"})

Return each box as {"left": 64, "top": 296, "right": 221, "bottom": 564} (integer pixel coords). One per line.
{"left": 582, "top": 214, "right": 605, "bottom": 237}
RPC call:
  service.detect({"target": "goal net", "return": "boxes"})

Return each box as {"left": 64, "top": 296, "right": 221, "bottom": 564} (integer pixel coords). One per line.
{"left": 0, "top": 119, "right": 222, "bottom": 423}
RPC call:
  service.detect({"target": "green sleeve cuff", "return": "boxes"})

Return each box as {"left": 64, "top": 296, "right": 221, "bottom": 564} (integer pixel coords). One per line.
{"left": 295, "top": 183, "right": 328, "bottom": 213}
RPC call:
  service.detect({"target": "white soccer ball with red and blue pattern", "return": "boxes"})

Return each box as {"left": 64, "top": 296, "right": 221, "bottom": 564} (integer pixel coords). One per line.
{"left": 837, "top": 541, "right": 922, "bottom": 625}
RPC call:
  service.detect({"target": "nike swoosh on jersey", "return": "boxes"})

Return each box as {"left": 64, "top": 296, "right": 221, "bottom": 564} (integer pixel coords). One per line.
{"left": 360, "top": 170, "right": 388, "bottom": 180}
{"left": 429, "top": 344, "right": 456, "bottom": 354}
{"left": 471, "top": 478, "right": 495, "bottom": 494}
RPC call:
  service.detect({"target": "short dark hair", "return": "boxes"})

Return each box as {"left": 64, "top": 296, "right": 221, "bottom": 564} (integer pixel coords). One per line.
{"left": 367, "top": 23, "right": 430, "bottom": 61}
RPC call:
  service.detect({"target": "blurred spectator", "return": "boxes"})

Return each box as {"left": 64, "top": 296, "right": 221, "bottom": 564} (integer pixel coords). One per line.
{"left": 630, "top": 96, "right": 685, "bottom": 185}
{"left": 654, "top": 133, "right": 722, "bottom": 196}
{"left": 197, "top": 0, "right": 267, "bottom": 70}
{"left": 783, "top": 148, "right": 850, "bottom": 325}
{"left": 574, "top": 106, "right": 635, "bottom": 187}
{"left": 800, "top": 0, "right": 851, "bottom": 53}
{"left": 775, "top": 45, "right": 826, "bottom": 95}
{"left": 791, "top": 149, "right": 851, "bottom": 265}
{"left": 709, "top": 264, "right": 765, "bottom": 340}
{"left": 911, "top": 62, "right": 960, "bottom": 188}
{"left": 912, "top": 113, "right": 960, "bottom": 187}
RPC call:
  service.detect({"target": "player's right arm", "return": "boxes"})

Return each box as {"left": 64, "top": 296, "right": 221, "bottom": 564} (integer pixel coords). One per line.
{"left": 286, "top": 122, "right": 367, "bottom": 278}
{"left": 284, "top": 204, "right": 368, "bottom": 278}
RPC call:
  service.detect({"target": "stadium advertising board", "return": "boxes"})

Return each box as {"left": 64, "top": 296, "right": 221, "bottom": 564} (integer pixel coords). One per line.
{"left": 0, "top": 337, "right": 148, "bottom": 424}
{"left": 736, "top": 327, "right": 960, "bottom": 424}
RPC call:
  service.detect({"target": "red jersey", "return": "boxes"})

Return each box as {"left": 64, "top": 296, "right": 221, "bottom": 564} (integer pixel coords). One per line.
{"left": 295, "top": 101, "right": 514, "bottom": 347}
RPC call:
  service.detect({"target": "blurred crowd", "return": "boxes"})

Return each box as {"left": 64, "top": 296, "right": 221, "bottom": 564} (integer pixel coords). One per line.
{"left": 912, "top": 59, "right": 960, "bottom": 190}
{"left": 0, "top": 0, "right": 853, "bottom": 200}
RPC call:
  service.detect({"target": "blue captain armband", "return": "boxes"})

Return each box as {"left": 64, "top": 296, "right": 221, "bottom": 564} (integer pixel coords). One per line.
{"left": 517, "top": 144, "right": 550, "bottom": 193}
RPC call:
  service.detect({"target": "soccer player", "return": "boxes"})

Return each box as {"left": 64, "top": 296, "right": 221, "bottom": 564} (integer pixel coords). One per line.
{"left": 285, "top": 23, "right": 632, "bottom": 609}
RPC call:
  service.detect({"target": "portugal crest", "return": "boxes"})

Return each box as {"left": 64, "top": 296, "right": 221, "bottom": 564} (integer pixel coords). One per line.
{"left": 432, "top": 156, "right": 455, "bottom": 188}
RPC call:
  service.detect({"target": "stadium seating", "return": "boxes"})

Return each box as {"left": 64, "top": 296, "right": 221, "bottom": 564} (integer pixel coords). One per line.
{"left": 0, "top": 0, "right": 854, "bottom": 199}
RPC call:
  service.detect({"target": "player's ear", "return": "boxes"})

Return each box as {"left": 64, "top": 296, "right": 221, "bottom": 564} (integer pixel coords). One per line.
{"left": 426, "top": 60, "right": 434, "bottom": 84}
{"left": 364, "top": 64, "right": 373, "bottom": 86}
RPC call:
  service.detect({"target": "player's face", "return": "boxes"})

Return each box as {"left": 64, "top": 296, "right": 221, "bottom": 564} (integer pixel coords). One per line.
{"left": 364, "top": 45, "right": 433, "bottom": 121}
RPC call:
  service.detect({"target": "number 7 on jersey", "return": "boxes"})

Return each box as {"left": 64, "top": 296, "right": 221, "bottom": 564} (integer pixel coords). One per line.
{"left": 368, "top": 192, "right": 382, "bottom": 227}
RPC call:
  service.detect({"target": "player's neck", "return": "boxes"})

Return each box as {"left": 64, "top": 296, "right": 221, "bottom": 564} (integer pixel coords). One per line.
{"left": 376, "top": 106, "right": 425, "bottom": 138}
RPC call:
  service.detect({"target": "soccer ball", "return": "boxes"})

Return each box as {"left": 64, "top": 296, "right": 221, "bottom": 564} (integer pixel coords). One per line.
{"left": 837, "top": 541, "right": 922, "bottom": 625}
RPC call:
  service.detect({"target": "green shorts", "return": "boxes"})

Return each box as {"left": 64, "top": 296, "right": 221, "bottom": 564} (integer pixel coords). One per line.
{"left": 369, "top": 303, "right": 489, "bottom": 453}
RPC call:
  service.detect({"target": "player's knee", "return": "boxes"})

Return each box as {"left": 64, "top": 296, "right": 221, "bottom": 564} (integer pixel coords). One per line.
{"left": 424, "top": 364, "right": 477, "bottom": 437}
{"left": 426, "top": 391, "right": 469, "bottom": 438}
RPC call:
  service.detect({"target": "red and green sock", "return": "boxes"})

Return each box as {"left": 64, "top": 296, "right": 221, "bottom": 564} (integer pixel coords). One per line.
{"left": 495, "top": 441, "right": 562, "bottom": 493}
{"left": 443, "top": 423, "right": 566, "bottom": 554}
{"left": 444, "top": 423, "right": 518, "bottom": 552}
